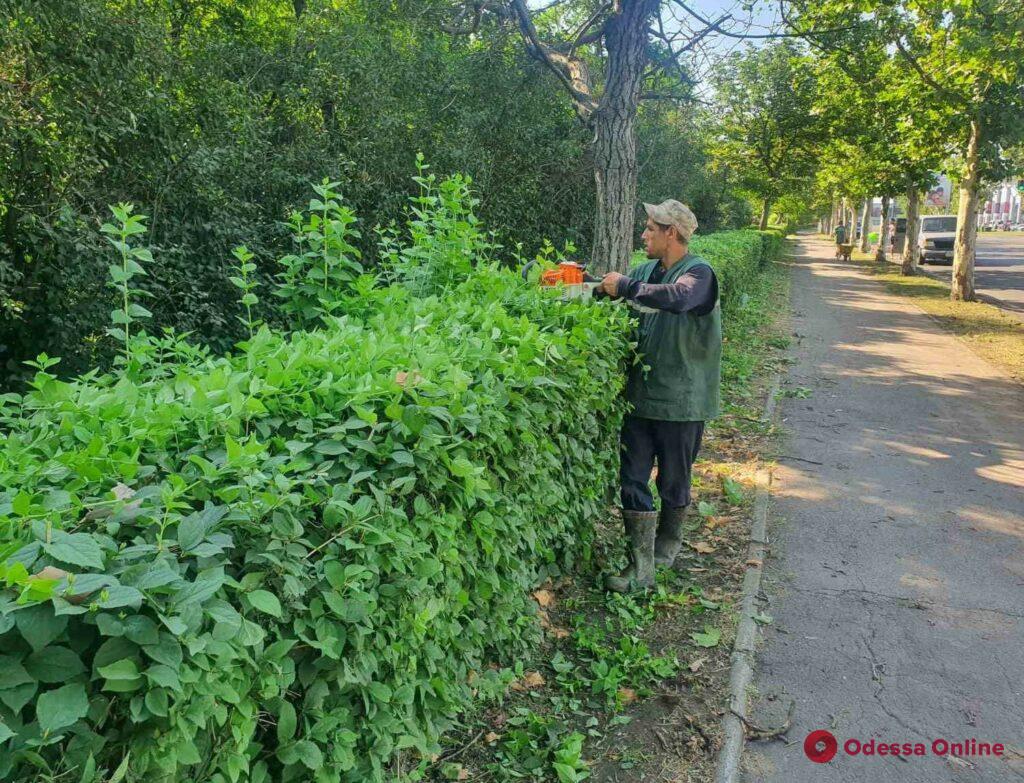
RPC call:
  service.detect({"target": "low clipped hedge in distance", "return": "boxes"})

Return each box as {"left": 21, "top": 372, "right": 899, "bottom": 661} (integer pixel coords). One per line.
{"left": 690, "top": 230, "right": 776, "bottom": 312}
{"left": 632, "top": 228, "right": 784, "bottom": 314}
{"left": 0, "top": 168, "right": 779, "bottom": 783}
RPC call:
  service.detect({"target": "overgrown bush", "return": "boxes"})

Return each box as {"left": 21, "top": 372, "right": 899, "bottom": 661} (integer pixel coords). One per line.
{"left": 0, "top": 171, "right": 780, "bottom": 781}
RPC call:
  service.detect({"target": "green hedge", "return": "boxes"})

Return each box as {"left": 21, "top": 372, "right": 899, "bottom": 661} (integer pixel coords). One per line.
{"left": 632, "top": 229, "right": 783, "bottom": 312}
{"left": 0, "top": 272, "right": 631, "bottom": 781}
{"left": 0, "top": 218, "right": 778, "bottom": 781}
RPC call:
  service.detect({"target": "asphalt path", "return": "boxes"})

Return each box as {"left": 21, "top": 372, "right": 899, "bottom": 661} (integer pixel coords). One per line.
{"left": 740, "top": 235, "right": 1024, "bottom": 783}
{"left": 919, "top": 233, "right": 1024, "bottom": 317}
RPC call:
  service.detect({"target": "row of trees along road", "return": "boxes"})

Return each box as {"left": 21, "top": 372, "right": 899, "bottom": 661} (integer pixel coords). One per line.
{"left": 784, "top": 0, "right": 1024, "bottom": 300}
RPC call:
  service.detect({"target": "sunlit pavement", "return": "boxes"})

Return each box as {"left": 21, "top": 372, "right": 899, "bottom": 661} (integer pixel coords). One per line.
{"left": 741, "top": 236, "right": 1024, "bottom": 783}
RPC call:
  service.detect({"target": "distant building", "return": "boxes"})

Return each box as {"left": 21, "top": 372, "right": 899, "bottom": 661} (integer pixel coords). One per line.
{"left": 980, "top": 180, "right": 1022, "bottom": 226}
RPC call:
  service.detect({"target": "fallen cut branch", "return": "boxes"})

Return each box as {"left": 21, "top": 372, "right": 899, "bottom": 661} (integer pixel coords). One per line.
{"left": 730, "top": 699, "right": 796, "bottom": 741}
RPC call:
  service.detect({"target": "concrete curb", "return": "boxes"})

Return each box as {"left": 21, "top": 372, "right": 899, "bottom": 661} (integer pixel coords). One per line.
{"left": 713, "top": 371, "right": 782, "bottom": 783}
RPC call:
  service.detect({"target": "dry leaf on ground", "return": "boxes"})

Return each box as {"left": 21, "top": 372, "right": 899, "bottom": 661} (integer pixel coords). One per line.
{"left": 690, "top": 541, "right": 716, "bottom": 554}
{"left": 394, "top": 370, "right": 424, "bottom": 386}
{"left": 532, "top": 589, "right": 556, "bottom": 608}
{"left": 510, "top": 671, "right": 545, "bottom": 691}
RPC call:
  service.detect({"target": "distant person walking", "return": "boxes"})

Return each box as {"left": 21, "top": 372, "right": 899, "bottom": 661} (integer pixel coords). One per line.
{"left": 834, "top": 222, "right": 848, "bottom": 248}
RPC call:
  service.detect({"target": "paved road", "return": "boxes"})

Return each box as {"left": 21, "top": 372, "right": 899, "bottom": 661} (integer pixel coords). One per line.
{"left": 741, "top": 236, "right": 1024, "bottom": 783}
{"left": 919, "top": 233, "right": 1024, "bottom": 316}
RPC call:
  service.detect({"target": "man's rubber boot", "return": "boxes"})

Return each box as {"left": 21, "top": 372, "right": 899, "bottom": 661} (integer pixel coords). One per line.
{"left": 604, "top": 510, "right": 658, "bottom": 593}
{"left": 654, "top": 505, "right": 688, "bottom": 567}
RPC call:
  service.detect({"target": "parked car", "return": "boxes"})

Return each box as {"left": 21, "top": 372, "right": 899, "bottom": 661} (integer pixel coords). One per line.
{"left": 918, "top": 215, "right": 957, "bottom": 265}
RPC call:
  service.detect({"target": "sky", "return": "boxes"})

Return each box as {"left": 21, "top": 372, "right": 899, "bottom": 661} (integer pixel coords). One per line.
{"left": 654, "top": 0, "right": 788, "bottom": 96}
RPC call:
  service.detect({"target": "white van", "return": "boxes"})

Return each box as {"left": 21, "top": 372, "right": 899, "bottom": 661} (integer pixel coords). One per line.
{"left": 918, "top": 215, "right": 957, "bottom": 265}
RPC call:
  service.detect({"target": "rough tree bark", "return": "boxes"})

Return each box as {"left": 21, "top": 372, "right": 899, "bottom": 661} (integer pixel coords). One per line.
{"left": 952, "top": 118, "right": 981, "bottom": 301}
{"left": 758, "top": 197, "right": 773, "bottom": 230}
{"left": 902, "top": 186, "right": 920, "bottom": 275}
{"left": 590, "top": 0, "right": 660, "bottom": 274}
{"left": 875, "top": 195, "right": 890, "bottom": 263}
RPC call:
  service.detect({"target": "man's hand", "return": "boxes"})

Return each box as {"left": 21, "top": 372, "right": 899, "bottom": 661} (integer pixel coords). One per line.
{"left": 600, "top": 272, "right": 626, "bottom": 297}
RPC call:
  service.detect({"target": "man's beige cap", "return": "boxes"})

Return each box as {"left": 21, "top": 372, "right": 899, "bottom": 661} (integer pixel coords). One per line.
{"left": 644, "top": 199, "right": 698, "bottom": 242}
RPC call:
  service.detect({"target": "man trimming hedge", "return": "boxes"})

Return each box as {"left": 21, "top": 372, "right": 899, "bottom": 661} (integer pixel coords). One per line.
{"left": 599, "top": 200, "right": 721, "bottom": 593}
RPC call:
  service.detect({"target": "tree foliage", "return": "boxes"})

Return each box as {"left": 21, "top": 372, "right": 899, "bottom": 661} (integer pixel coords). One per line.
{"left": 709, "top": 42, "right": 821, "bottom": 229}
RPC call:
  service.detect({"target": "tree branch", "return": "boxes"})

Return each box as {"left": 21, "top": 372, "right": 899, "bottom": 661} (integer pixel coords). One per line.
{"left": 646, "top": 12, "right": 728, "bottom": 88}
{"left": 567, "top": 2, "right": 611, "bottom": 56}
{"left": 675, "top": 13, "right": 731, "bottom": 54}
{"left": 893, "top": 35, "right": 971, "bottom": 109}
{"left": 439, "top": 4, "right": 483, "bottom": 35}
{"left": 508, "top": 0, "right": 599, "bottom": 119}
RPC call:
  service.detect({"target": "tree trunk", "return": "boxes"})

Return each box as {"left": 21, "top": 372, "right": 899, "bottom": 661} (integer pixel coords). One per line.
{"left": 590, "top": 0, "right": 658, "bottom": 274}
{"left": 902, "top": 186, "right": 920, "bottom": 276}
{"left": 858, "top": 198, "right": 871, "bottom": 253}
{"left": 758, "top": 197, "right": 773, "bottom": 230}
{"left": 952, "top": 119, "right": 982, "bottom": 301}
{"left": 875, "top": 196, "right": 891, "bottom": 263}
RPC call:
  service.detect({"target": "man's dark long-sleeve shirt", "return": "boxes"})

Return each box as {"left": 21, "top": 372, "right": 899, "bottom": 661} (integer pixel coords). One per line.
{"left": 615, "top": 262, "right": 717, "bottom": 315}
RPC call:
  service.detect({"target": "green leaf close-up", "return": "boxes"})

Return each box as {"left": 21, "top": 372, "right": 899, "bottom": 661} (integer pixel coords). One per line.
{"left": 35, "top": 683, "right": 89, "bottom": 735}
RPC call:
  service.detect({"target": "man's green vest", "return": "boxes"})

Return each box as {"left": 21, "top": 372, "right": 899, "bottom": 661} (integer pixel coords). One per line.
{"left": 624, "top": 254, "right": 722, "bottom": 422}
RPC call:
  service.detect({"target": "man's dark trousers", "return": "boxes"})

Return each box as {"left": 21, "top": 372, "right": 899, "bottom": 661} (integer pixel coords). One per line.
{"left": 620, "top": 415, "right": 704, "bottom": 512}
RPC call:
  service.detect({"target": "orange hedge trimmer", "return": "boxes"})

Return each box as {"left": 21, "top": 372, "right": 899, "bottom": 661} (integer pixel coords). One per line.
{"left": 521, "top": 259, "right": 608, "bottom": 300}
